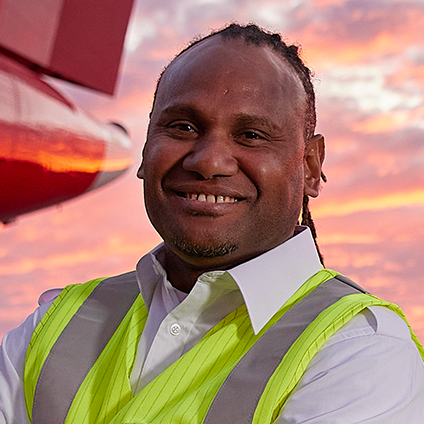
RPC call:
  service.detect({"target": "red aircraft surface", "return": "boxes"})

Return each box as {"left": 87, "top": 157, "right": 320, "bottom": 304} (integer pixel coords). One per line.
{"left": 0, "top": 0, "right": 135, "bottom": 224}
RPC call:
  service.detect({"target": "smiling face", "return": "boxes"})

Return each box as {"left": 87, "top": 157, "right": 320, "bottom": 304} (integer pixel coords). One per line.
{"left": 139, "top": 36, "right": 322, "bottom": 283}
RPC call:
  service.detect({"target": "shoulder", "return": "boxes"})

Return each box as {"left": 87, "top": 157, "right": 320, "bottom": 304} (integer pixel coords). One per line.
{"left": 323, "top": 305, "right": 414, "bottom": 348}
{"left": 1, "top": 300, "right": 54, "bottom": 369}
{"left": 0, "top": 299, "right": 54, "bottom": 423}
{"left": 1, "top": 276, "right": 110, "bottom": 368}
{"left": 278, "top": 306, "right": 424, "bottom": 423}
{"left": 310, "top": 305, "right": 422, "bottom": 378}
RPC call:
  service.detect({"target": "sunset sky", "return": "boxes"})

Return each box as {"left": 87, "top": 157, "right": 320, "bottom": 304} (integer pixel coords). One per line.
{"left": 1, "top": 0, "right": 424, "bottom": 341}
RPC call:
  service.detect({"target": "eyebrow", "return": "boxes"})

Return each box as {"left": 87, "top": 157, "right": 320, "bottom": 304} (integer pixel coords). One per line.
{"left": 159, "top": 105, "right": 200, "bottom": 120}
{"left": 232, "top": 113, "right": 281, "bottom": 133}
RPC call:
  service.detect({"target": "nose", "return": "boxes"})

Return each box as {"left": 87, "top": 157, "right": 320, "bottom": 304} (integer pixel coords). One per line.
{"left": 182, "top": 133, "right": 238, "bottom": 179}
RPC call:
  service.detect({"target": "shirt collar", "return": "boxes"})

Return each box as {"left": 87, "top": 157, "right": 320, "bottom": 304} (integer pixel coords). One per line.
{"left": 226, "top": 226, "right": 322, "bottom": 334}
{"left": 136, "top": 225, "right": 322, "bottom": 335}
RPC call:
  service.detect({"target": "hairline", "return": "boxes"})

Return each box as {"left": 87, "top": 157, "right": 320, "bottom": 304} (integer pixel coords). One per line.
{"left": 150, "top": 28, "right": 315, "bottom": 142}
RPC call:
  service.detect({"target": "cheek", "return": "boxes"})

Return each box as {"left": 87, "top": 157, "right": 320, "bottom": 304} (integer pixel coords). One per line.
{"left": 142, "top": 139, "right": 185, "bottom": 182}
{"left": 249, "top": 148, "right": 305, "bottom": 199}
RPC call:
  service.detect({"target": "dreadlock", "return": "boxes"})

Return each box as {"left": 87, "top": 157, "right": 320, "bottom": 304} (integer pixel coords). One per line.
{"left": 301, "top": 194, "right": 323, "bottom": 265}
{"left": 151, "top": 23, "right": 326, "bottom": 264}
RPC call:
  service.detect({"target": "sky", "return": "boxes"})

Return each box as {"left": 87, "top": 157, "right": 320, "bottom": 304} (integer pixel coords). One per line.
{"left": 1, "top": 0, "right": 424, "bottom": 341}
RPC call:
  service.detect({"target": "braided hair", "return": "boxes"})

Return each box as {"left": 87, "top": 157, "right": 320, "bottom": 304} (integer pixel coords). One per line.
{"left": 151, "top": 23, "right": 326, "bottom": 264}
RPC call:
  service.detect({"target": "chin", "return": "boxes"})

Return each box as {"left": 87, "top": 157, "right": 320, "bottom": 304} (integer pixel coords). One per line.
{"left": 172, "top": 236, "right": 238, "bottom": 259}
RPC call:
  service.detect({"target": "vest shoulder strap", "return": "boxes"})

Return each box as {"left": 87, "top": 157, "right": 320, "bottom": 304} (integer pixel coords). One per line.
{"left": 203, "top": 275, "right": 367, "bottom": 424}
{"left": 31, "top": 271, "right": 139, "bottom": 424}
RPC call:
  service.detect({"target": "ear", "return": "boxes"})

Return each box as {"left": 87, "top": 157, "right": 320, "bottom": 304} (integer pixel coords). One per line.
{"left": 303, "top": 134, "right": 325, "bottom": 198}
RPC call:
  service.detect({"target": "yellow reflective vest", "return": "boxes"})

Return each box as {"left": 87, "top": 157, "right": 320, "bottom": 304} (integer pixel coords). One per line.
{"left": 24, "top": 269, "right": 424, "bottom": 424}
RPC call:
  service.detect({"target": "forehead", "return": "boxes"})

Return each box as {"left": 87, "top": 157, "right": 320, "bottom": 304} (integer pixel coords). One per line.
{"left": 154, "top": 36, "right": 306, "bottom": 120}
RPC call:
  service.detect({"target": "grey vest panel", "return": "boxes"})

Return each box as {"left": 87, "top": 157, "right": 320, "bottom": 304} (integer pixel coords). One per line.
{"left": 203, "top": 275, "right": 367, "bottom": 424}
{"left": 31, "top": 273, "right": 367, "bottom": 424}
{"left": 31, "top": 271, "right": 140, "bottom": 424}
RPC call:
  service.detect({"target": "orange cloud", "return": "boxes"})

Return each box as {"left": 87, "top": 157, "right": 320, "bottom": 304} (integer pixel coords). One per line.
{"left": 365, "top": 276, "right": 394, "bottom": 288}
{"left": 91, "top": 91, "right": 153, "bottom": 119}
{"left": 403, "top": 305, "right": 424, "bottom": 334}
{"left": 300, "top": 8, "right": 424, "bottom": 68}
{"left": 321, "top": 247, "right": 382, "bottom": 271}
{"left": 315, "top": 188, "right": 424, "bottom": 218}
{"left": 388, "top": 64, "right": 424, "bottom": 87}
{"left": 311, "top": 0, "right": 349, "bottom": 8}
{"left": 354, "top": 111, "right": 412, "bottom": 133}
{"left": 318, "top": 232, "right": 380, "bottom": 245}
{"left": 354, "top": 102, "right": 424, "bottom": 134}
{"left": 0, "top": 235, "right": 156, "bottom": 276}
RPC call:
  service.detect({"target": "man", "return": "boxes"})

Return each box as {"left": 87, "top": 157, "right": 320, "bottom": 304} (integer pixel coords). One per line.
{"left": 1, "top": 23, "right": 424, "bottom": 423}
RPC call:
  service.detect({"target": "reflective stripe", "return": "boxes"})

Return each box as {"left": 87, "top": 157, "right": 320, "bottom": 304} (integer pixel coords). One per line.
{"left": 204, "top": 275, "right": 367, "bottom": 424}
{"left": 31, "top": 274, "right": 366, "bottom": 424}
{"left": 32, "top": 271, "right": 139, "bottom": 424}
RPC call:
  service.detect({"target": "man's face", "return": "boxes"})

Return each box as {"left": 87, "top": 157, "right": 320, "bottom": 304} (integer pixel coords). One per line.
{"left": 139, "top": 36, "right": 318, "bottom": 270}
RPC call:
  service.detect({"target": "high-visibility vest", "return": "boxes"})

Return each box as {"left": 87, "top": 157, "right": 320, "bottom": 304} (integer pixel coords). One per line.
{"left": 24, "top": 269, "right": 424, "bottom": 424}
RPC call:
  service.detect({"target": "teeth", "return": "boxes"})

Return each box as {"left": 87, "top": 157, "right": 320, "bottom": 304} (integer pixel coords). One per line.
{"left": 186, "top": 193, "right": 236, "bottom": 203}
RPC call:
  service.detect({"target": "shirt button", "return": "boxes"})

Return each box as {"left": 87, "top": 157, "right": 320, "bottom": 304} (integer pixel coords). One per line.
{"left": 170, "top": 323, "right": 181, "bottom": 336}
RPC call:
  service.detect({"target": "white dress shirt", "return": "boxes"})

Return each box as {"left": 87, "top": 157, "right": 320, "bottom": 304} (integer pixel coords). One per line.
{"left": 1, "top": 226, "right": 424, "bottom": 423}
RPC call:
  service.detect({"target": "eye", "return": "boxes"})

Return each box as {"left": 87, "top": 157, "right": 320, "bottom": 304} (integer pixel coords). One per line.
{"left": 243, "top": 131, "right": 262, "bottom": 140}
{"left": 164, "top": 121, "right": 199, "bottom": 140}
{"left": 170, "top": 122, "right": 197, "bottom": 133}
{"left": 235, "top": 130, "right": 268, "bottom": 146}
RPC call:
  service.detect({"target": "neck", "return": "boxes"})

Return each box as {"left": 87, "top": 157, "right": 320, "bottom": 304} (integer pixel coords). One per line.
{"left": 155, "top": 227, "right": 298, "bottom": 292}
{"left": 155, "top": 246, "right": 211, "bottom": 292}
